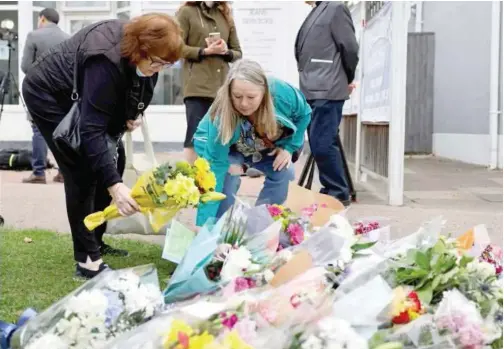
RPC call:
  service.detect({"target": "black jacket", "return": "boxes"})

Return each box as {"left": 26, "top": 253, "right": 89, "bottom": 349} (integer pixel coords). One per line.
{"left": 24, "top": 19, "right": 159, "bottom": 188}
{"left": 26, "top": 19, "right": 158, "bottom": 135}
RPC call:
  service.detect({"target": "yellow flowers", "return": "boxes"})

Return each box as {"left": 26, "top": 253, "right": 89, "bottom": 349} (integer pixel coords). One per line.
{"left": 83, "top": 157, "right": 225, "bottom": 233}
{"left": 222, "top": 331, "right": 253, "bottom": 349}
{"left": 163, "top": 321, "right": 252, "bottom": 349}
{"left": 194, "top": 157, "right": 217, "bottom": 192}
{"left": 164, "top": 174, "right": 201, "bottom": 207}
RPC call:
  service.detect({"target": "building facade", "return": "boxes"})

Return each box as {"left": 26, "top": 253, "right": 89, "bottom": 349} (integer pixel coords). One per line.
{"left": 421, "top": 1, "right": 503, "bottom": 168}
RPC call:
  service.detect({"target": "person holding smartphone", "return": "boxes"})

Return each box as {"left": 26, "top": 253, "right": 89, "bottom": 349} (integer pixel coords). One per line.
{"left": 176, "top": 1, "right": 242, "bottom": 164}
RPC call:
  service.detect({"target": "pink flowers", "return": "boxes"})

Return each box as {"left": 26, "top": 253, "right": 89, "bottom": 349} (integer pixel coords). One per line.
{"left": 301, "top": 203, "right": 327, "bottom": 218}
{"left": 267, "top": 204, "right": 307, "bottom": 249}
{"left": 480, "top": 245, "right": 503, "bottom": 276}
{"left": 286, "top": 223, "right": 304, "bottom": 245}
{"left": 267, "top": 205, "right": 283, "bottom": 217}
{"left": 436, "top": 312, "right": 485, "bottom": 349}
{"left": 234, "top": 277, "right": 256, "bottom": 292}
{"left": 353, "top": 220, "right": 380, "bottom": 235}
{"left": 221, "top": 313, "right": 239, "bottom": 329}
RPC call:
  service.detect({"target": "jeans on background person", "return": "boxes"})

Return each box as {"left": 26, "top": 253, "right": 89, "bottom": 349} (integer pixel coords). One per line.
{"left": 307, "top": 99, "right": 349, "bottom": 203}
{"left": 215, "top": 151, "right": 295, "bottom": 219}
{"left": 31, "top": 123, "right": 48, "bottom": 177}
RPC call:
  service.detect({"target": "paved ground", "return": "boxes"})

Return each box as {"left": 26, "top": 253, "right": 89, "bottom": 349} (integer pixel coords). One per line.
{"left": 0, "top": 153, "right": 502, "bottom": 247}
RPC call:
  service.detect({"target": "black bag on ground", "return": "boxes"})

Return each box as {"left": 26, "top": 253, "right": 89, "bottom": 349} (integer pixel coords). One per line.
{"left": 0, "top": 148, "right": 54, "bottom": 171}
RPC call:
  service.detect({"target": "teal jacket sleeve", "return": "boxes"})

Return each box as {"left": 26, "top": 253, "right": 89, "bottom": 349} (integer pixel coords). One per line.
{"left": 193, "top": 113, "right": 231, "bottom": 227}
{"left": 272, "top": 80, "right": 312, "bottom": 154}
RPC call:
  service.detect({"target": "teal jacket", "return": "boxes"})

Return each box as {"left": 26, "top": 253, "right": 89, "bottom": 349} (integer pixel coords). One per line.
{"left": 193, "top": 76, "right": 312, "bottom": 226}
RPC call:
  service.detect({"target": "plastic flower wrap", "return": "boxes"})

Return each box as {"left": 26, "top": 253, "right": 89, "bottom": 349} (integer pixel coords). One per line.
{"left": 163, "top": 203, "right": 281, "bottom": 304}
{"left": 106, "top": 301, "right": 279, "bottom": 349}
{"left": 247, "top": 267, "right": 335, "bottom": 327}
{"left": 286, "top": 315, "right": 368, "bottom": 349}
{"left": 434, "top": 289, "right": 486, "bottom": 349}
{"left": 10, "top": 265, "right": 163, "bottom": 349}
{"left": 352, "top": 216, "right": 391, "bottom": 244}
{"left": 84, "top": 158, "right": 225, "bottom": 233}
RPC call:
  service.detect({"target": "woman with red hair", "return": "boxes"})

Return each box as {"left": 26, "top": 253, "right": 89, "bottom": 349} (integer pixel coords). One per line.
{"left": 22, "top": 13, "right": 183, "bottom": 279}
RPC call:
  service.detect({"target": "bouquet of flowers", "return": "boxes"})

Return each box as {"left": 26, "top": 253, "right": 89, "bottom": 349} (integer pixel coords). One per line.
{"left": 267, "top": 204, "right": 309, "bottom": 249}
{"left": 164, "top": 203, "right": 280, "bottom": 303}
{"left": 10, "top": 265, "right": 163, "bottom": 349}
{"left": 84, "top": 158, "right": 225, "bottom": 233}
{"left": 286, "top": 316, "right": 368, "bottom": 349}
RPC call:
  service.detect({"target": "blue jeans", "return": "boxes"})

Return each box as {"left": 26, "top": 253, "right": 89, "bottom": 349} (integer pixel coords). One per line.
{"left": 307, "top": 99, "right": 349, "bottom": 201}
{"left": 31, "top": 123, "right": 48, "bottom": 176}
{"left": 216, "top": 151, "right": 295, "bottom": 219}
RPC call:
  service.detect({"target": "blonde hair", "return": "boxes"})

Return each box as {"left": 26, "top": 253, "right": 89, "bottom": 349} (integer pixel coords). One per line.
{"left": 210, "top": 59, "right": 277, "bottom": 145}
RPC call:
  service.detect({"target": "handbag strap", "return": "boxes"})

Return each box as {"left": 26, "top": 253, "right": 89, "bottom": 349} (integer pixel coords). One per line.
{"left": 125, "top": 117, "right": 158, "bottom": 168}
{"left": 71, "top": 53, "right": 79, "bottom": 101}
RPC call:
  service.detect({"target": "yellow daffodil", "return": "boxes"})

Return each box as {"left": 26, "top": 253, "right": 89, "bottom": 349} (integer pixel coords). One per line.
{"left": 164, "top": 320, "right": 194, "bottom": 348}
{"left": 194, "top": 157, "right": 211, "bottom": 172}
{"left": 222, "top": 331, "right": 253, "bottom": 349}
{"left": 188, "top": 331, "right": 215, "bottom": 349}
{"left": 196, "top": 171, "right": 217, "bottom": 192}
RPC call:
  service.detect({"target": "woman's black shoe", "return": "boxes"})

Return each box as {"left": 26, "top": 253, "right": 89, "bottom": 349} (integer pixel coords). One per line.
{"left": 75, "top": 263, "right": 110, "bottom": 279}
{"left": 100, "top": 243, "right": 129, "bottom": 257}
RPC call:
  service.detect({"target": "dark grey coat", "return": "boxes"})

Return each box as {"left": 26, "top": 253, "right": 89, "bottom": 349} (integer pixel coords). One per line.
{"left": 22, "top": 22, "right": 70, "bottom": 121}
{"left": 295, "top": 1, "right": 359, "bottom": 101}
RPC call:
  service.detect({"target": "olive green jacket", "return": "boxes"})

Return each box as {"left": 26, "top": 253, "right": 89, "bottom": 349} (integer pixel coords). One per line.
{"left": 176, "top": 3, "right": 242, "bottom": 99}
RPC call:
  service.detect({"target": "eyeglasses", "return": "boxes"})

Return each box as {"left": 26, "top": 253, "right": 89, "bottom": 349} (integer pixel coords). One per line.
{"left": 149, "top": 56, "right": 173, "bottom": 69}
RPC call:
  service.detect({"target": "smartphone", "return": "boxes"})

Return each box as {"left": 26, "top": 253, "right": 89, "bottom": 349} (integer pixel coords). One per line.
{"left": 208, "top": 32, "right": 221, "bottom": 44}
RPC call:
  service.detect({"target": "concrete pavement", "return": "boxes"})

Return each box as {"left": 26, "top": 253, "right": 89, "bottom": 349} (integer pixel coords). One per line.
{"left": 0, "top": 153, "right": 501, "bottom": 247}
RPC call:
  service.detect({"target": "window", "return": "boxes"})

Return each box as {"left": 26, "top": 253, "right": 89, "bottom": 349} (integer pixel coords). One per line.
{"left": 65, "top": 15, "right": 109, "bottom": 35}
{"left": 0, "top": 10, "right": 18, "bottom": 104}
{"left": 33, "top": 1, "right": 57, "bottom": 8}
{"left": 62, "top": 1, "right": 110, "bottom": 11}
{"left": 151, "top": 63, "right": 184, "bottom": 105}
{"left": 117, "top": 1, "right": 129, "bottom": 8}
{"left": 117, "top": 11, "right": 130, "bottom": 20}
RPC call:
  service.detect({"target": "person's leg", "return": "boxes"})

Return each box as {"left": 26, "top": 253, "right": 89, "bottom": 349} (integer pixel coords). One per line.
{"left": 22, "top": 123, "right": 48, "bottom": 183}
{"left": 250, "top": 153, "right": 295, "bottom": 206}
{"left": 183, "top": 97, "right": 214, "bottom": 164}
{"left": 215, "top": 152, "right": 246, "bottom": 219}
{"left": 307, "top": 99, "right": 350, "bottom": 204}
{"left": 23, "top": 82, "right": 107, "bottom": 278}
{"left": 94, "top": 141, "right": 128, "bottom": 257}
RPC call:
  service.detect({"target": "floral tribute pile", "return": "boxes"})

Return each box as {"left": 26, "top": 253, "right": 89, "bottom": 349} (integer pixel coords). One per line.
{"left": 2, "top": 199, "right": 502, "bottom": 349}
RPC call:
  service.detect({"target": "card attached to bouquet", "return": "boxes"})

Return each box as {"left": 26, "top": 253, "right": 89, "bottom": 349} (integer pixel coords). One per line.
{"left": 269, "top": 250, "right": 313, "bottom": 287}
{"left": 162, "top": 220, "right": 196, "bottom": 264}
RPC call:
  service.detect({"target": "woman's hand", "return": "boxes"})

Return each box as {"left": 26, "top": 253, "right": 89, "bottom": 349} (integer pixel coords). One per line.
{"left": 126, "top": 118, "right": 142, "bottom": 132}
{"left": 228, "top": 164, "right": 244, "bottom": 175}
{"left": 108, "top": 182, "right": 140, "bottom": 217}
{"left": 268, "top": 148, "right": 292, "bottom": 171}
{"left": 204, "top": 39, "right": 228, "bottom": 55}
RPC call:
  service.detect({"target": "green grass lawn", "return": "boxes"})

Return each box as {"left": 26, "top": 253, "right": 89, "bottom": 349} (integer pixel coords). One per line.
{"left": 0, "top": 228, "right": 176, "bottom": 323}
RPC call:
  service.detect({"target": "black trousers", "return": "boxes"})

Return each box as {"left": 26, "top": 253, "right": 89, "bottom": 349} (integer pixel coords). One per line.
{"left": 184, "top": 97, "right": 214, "bottom": 148}
{"left": 22, "top": 79, "right": 125, "bottom": 263}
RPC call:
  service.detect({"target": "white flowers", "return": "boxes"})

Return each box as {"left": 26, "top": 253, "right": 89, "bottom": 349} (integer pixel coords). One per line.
{"left": 221, "top": 246, "right": 259, "bottom": 282}
{"left": 467, "top": 260, "right": 496, "bottom": 280}
{"left": 24, "top": 269, "right": 163, "bottom": 349}
{"left": 25, "top": 334, "right": 67, "bottom": 349}
{"left": 300, "top": 317, "right": 368, "bottom": 349}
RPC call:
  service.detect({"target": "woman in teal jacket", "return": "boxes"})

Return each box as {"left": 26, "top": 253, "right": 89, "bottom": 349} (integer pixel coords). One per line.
{"left": 193, "top": 59, "right": 311, "bottom": 226}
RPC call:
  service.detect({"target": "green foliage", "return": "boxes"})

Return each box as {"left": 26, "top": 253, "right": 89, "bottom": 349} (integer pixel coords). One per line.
{"left": 392, "top": 238, "right": 471, "bottom": 305}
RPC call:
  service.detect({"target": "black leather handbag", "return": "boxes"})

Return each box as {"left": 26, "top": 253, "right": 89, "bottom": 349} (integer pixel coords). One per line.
{"left": 52, "top": 52, "right": 118, "bottom": 166}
